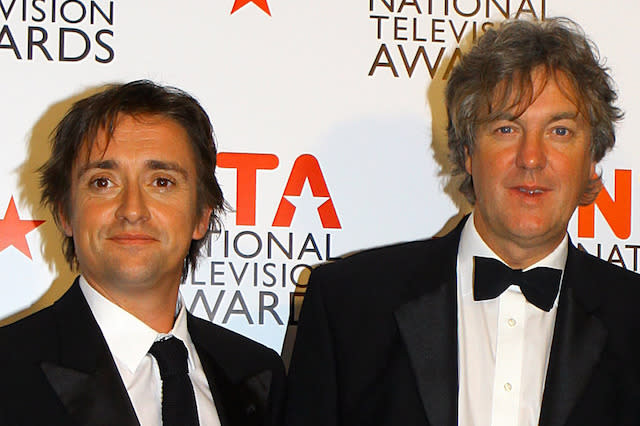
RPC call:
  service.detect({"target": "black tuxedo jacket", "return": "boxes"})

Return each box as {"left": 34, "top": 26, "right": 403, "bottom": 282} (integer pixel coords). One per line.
{"left": 285, "top": 219, "right": 640, "bottom": 426}
{"left": 0, "top": 279, "right": 285, "bottom": 426}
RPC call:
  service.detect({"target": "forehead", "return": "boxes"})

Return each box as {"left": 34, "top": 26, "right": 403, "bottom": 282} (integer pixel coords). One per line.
{"left": 75, "top": 113, "right": 195, "bottom": 166}
{"left": 485, "top": 68, "right": 585, "bottom": 121}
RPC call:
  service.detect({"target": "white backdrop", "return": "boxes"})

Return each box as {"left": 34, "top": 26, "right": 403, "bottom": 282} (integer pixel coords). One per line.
{"left": 0, "top": 0, "right": 638, "bottom": 353}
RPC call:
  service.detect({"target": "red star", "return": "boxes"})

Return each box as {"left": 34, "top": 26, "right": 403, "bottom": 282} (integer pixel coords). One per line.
{"left": 0, "top": 196, "right": 45, "bottom": 259}
{"left": 231, "top": 0, "right": 271, "bottom": 15}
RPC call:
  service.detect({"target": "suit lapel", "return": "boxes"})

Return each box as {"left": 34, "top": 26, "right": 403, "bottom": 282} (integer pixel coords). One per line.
{"left": 41, "top": 360, "right": 140, "bottom": 426}
{"left": 188, "top": 314, "right": 272, "bottom": 426}
{"left": 394, "top": 220, "right": 462, "bottom": 426}
{"left": 538, "top": 244, "right": 607, "bottom": 426}
{"left": 43, "top": 280, "right": 140, "bottom": 426}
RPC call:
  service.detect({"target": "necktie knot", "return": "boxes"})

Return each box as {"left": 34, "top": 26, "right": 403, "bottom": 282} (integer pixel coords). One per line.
{"left": 473, "top": 256, "right": 562, "bottom": 312}
{"left": 149, "top": 336, "right": 189, "bottom": 378}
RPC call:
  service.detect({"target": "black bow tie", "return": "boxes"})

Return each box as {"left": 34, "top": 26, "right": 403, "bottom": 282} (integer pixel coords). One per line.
{"left": 473, "top": 256, "right": 562, "bottom": 312}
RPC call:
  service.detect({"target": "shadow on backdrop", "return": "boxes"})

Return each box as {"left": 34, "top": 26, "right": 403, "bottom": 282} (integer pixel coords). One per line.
{"left": 281, "top": 33, "right": 479, "bottom": 365}
{"left": 427, "top": 32, "right": 475, "bottom": 238}
{"left": 1, "top": 84, "right": 113, "bottom": 327}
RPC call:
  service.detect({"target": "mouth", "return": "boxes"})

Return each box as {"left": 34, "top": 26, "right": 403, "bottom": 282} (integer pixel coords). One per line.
{"left": 108, "top": 233, "right": 158, "bottom": 244}
{"left": 510, "top": 185, "right": 550, "bottom": 199}
{"left": 517, "top": 187, "right": 545, "bottom": 195}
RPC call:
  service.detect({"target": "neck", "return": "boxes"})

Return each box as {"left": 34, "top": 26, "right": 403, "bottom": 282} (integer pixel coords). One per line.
{"left": 83, "top": 276, "right": 180, "bottom": 333}
{"left": 472, "top": 215, "right": 565, "bottom": 270}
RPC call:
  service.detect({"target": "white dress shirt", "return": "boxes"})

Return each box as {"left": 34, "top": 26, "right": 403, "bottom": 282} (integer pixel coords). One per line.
{"left": 457, "top": 213, "right": 567, "bottom": 426}
{"left": 79, "top": 276, "right": 221, "bottom": 426}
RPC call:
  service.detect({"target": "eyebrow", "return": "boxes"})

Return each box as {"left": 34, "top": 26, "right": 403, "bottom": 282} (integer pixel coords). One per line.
{"left": 548, "top": 111, "right": 581, "bottom": 121}
{"left": 491, "top": 110, "right": 580, "bottom": 123}
{"left": 76, "top": 160, "right": 116, "bottom": 179}
{"left": 146, "top": 160, "right": 189, "bottom": 179}
{"left": 76, "top": 159, "right": 189, "bottom": 180}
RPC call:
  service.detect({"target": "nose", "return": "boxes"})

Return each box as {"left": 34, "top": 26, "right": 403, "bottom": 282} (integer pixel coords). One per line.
{"left": 115, "top": 183, "right": 150, "bottom": 223}
{"left": 515, "top": 130, "right": 547, "bottom": 170}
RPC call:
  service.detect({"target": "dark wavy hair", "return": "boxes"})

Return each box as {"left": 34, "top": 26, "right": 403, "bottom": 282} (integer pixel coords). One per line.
{"left": 39, "top": 80, "right": 225, "bottom": 281}
{"left": 446, "top": 17, "right": 623, "bottom": 204}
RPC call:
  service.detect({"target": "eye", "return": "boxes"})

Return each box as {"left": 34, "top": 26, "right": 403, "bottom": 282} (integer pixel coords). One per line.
{"left": 153, "top": 177, "right": 174, "bottom": 188}
{"left": 552, "top": 127, "right": 570, "bottom": 136}
{"left": 497, "top": 126, "right": 513, "bottom": 134}
{"left": 90, "top": 177, "right": 112, "bottom": 189}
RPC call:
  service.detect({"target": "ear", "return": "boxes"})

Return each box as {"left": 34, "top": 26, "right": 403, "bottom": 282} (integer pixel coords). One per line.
{"left": 577, "top": 159, "right": 602, "bottom": 206}
{"left": 58, "top": 206, "right": 73, "bottom": 237}
{"left": 192, "top": 207, "right": 213, "bottom": 240}
{"left": 589, "top": 159, "right": 598, "bottom": 178}
{"left": 464, "top": 146, "right": 472, "bottom": 175}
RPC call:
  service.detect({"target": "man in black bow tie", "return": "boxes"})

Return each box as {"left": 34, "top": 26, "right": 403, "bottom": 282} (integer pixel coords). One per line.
{"left": 286, "top": 18, "right": 640, "bottom": 426}
{"left": 0, "top": 81, "right": 285, "bottom": 426}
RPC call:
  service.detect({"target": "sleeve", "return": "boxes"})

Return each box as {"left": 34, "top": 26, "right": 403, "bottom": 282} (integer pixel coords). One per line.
{"left": 265, "top": 348, "right": 286, "bottom": 426}
{"left": 0, "top": 404, "right": 15, "bottom": 426}
{"left": 284, "top": 267, "right": 340, "bottom": 426}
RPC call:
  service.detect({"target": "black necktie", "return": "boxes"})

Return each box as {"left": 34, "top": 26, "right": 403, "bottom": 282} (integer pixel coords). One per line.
{"left": 149, "top": 336, "right": 199, "bottom": 426}
{"left": 473, "top": 256, "right": 562, "bottom": 312}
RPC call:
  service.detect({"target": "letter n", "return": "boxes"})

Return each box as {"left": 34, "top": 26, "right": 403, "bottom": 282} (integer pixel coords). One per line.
{"left": 272, "top": 155, "right": 341, "bottom": 228}
{"left": 578, "top": 169, "right": 632, "bottom": 239}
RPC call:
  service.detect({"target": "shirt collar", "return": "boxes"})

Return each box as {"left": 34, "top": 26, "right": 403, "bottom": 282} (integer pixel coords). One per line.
{"left": 459, "top": 211, "right": 568, "bottom": 301}
{"left": 78, "top": 276, "right": 196, "bottom": 374}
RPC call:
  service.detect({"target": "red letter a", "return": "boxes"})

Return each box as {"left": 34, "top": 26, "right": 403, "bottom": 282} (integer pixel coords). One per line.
{"left": 272, "top": 155, "right": 341, "bottom": 228}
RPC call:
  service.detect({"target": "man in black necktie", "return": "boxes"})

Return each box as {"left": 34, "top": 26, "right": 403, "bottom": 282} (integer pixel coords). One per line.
{"left": 286, "top": 18, "right": 640, "bottom": 426}
{"left": 0, "top": 81, "right": 285, "bottom": 426}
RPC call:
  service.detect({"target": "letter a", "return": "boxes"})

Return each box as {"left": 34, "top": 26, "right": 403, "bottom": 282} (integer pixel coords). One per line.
{"left": 272, "top": 155, "right": 341, "bottom": 228}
